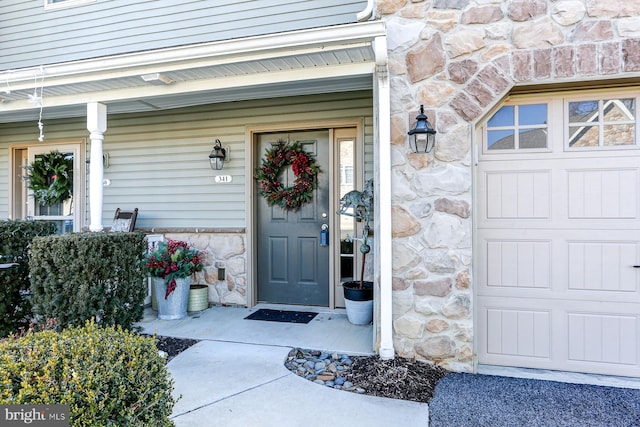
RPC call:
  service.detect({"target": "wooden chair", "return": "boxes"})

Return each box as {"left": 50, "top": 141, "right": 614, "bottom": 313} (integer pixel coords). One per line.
{"left": 110, "top": 208, "right": 138, "bottom": 232}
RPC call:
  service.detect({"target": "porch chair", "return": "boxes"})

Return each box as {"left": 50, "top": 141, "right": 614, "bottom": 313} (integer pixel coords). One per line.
{"left": 110, "top": 208, "right": 138, "bottom": 232}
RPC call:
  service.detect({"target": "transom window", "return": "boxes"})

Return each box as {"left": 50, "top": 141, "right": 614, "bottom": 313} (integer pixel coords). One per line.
{"left": 486, "top": 104, "right": 548, "bottom": 151}
{"left": 567, "top": 98, "right": 636, "bottom": 148}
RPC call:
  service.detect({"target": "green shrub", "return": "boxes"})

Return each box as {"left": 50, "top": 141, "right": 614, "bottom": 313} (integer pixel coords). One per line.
{"left": 0, "top": 321, "right": 175, "bottom": 426}
{"left": 0, "top": 220, "right": 57, "bottom": 337}
{"left": 30, "top": 232, "right": 148, "bottom": 330}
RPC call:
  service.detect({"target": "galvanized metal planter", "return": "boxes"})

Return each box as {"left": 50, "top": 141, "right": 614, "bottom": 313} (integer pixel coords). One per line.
{"left": 154, "top": 277, "right": 190, "bottom": 320}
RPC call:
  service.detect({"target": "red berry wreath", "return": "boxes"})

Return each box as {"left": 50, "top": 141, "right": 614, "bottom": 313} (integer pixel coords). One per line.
{"left": 255, "top": 141, "right": 320, "bottom": 211}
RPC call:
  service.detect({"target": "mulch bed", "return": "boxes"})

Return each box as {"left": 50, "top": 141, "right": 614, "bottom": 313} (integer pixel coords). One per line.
{"left": 345, "top": 355, "right": 449, "bottom": 403}
{"left": 146, "top": 335, "right": 199, "bottom": 362}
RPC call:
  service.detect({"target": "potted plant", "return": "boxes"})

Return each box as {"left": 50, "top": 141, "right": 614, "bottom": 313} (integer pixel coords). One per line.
{"left": 337, "top": 179, "right": 374, "bottom": 325}
{"left": 145, "top": 239, "right": 206, "bottom": 320}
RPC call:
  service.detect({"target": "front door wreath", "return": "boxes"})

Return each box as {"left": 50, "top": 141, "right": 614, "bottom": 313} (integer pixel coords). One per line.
{"left": 23, "top": 150, "right": 73, "bottom": 206}
{"left": 255, "top": 140, "right": 320, "bottom": 211}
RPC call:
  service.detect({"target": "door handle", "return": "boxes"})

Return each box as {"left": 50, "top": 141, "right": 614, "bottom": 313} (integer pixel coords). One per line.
{"left": 634, "top": 265, "right": 640, "bottom": 268}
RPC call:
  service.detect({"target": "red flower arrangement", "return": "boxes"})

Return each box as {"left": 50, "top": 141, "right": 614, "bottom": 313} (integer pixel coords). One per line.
{"left": 144, "top": 239, "right": 206, "bottom": 299}
{"left": 254, "top": 141, "right": 320, "bottom": 211}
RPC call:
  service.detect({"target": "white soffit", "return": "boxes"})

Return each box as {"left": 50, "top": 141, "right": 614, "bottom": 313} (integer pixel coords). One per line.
{"left": 0, "top": 21, "right": 385, "bottom": 123}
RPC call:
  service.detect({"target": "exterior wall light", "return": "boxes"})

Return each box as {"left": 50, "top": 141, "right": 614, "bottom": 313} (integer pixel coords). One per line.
{"left": 208, "top": 139, "right": 229, "bottom": 170}
{"left": 407, "top": 105, "right": 437, "bottom": 153}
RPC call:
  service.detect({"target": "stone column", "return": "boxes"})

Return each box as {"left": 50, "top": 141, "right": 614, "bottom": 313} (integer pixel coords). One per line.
{"left": 87, "top": 102, "right": 107, "bottom": 232}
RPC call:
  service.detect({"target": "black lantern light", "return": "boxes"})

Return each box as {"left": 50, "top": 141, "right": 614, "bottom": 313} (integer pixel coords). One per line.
{"left": 208, "top": 139, "right": 229, "bottom": 170}
{"left": 407, "top": 105, "right": 437, "bottom": 153}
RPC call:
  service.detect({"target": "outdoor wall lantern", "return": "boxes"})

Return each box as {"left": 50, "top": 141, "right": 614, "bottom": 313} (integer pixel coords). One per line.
{"left": 407, "top": 105, "right": 437, "bottom": 153}
{"left": 208, "top": 139, "right": 229, "bottom": 170}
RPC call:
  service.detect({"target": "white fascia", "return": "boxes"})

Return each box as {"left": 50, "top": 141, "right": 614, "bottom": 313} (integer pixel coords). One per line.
{"left": 2, "top": 21, "right": 386, "bottom": 92}
{"left": 1, "top": 62, "right": 375, "bottom": 113}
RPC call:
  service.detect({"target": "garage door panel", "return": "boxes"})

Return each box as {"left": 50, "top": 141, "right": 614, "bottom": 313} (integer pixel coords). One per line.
{"left": 568, "top": 168, "right": 638, "bottom": 219}
{"left": 478, "top": 298, "right": 640, "bottom": 376}
{"left": 568, "top": 241, "right": 638, "bottom": 292}
{"left": 478, "top": 161, "right": 640, "bottom": 229}
{"left": 479, "top": 230, "right": 640, "bottom": 300}
{"left": 568, "top": 313, "right": 638, "bottom": 366}
{"left": 485, "top": 170, "right": 551, "bottom": 219}
{"left": 486, "top": 240, "right": 551, "bottom": 289}
{"left": 485, "top": 307, "right": 551, "bottom": 358}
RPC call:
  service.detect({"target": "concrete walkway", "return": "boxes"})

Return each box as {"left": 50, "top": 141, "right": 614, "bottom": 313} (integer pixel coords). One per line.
{"left": 138, "top": 306, "right": 429, "bottom": 427}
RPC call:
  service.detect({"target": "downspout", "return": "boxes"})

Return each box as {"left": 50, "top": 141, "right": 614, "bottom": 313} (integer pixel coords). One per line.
{"left": 374, "top": 35, "right": 394, "bottom": 360}
{"left": 357, "top": 0, "right": 374, "bottom": 21}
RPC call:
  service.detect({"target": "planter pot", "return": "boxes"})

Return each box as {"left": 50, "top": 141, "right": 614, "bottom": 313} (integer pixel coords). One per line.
{"left": 154, "top": 277, "right": 190, "bottom": 320}
{"left": 188, "top": 284, "right": 209, "bottom": 312}
{"left": 343, "top": 281, "right": 373, "bottom": 325}
{"left": 151, "top": 278, "right": 158, "bottom": 311}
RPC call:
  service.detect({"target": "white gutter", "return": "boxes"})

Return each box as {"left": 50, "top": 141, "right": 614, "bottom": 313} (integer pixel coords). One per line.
{"left": 373, "top": 34, "right": 394, "bottom": 360}
{"left": 357, "top": 0, "right": 374, "bottom": 21}
{"left": 1, "top": 21, "right": 386, "bottom": 89}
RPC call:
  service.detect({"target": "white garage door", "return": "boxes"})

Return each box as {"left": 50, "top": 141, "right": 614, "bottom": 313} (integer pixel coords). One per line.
{"left": 476, "top": 91, "right": 640, "bottom": 378}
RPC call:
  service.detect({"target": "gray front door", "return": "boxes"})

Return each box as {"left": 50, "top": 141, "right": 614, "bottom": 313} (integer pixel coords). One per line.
{"left": 256, "top": 130, "right": 330, "bottom": 306}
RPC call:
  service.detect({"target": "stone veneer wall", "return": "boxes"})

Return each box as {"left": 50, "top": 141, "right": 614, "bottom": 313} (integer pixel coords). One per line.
{"left": 380, "top": 0, "right": 640, "bottom": 371}
{"left": 163, "top": 232, "right": 247, "bottom": 306}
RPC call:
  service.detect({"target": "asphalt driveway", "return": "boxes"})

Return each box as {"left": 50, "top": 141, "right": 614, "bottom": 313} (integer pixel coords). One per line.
{"left": 429, "top": 373, "right": 640, "bottom": 427}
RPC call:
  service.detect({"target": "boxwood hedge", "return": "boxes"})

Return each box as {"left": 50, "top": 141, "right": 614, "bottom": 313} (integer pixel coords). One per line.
{"left": 0, "top": 322, "right": 175, "bottom": 426}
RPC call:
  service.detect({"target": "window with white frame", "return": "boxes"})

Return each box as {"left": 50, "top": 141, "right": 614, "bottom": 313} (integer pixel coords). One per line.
{"left": 485, "top": 103, "right": 548, "bottom": 151}
{"left": 567, "top": 98, "right": 636, "bottom": 148}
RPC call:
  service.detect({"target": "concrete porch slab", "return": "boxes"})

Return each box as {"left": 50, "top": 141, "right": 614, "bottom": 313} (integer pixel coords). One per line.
{"left": 138, "top": 304, "right": 374, "bottom": 355}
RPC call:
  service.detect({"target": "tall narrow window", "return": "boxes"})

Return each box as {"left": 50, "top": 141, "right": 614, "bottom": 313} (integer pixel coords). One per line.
{"left": 486, "top": 104, "right": 548, "bottom": 151}
{"left": 338, "top": 138, "right": 355, "bottom": 282}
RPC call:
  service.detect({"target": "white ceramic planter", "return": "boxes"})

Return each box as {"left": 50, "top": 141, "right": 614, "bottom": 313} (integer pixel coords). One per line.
{"left": 344, "top": 298, "right": 373, "bottom": 325}
{"left": 342, "top": 281, "right": 373, "bottom": 325}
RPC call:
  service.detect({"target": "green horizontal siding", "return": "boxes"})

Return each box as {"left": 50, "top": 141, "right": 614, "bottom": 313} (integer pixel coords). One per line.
{"left": 0, "top": 91, "right": 373, "bottom": 227}
{"left": 0, "top": 147, "right": 8, "bottom": 218}
{"left": 1, "top": 0, "right": 369, "bottom": 70}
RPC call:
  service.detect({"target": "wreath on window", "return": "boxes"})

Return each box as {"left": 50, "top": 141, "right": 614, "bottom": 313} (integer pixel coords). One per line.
{"left": 23, "top": 150, "right": 73, "bottom": 206}
{"left": 255, "top": 140, "right": 320, "bottom": 211}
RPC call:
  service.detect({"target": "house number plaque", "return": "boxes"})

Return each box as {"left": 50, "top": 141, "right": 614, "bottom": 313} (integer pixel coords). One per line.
{"left": 214, "top": 175, "right": 233, "bottom": 183}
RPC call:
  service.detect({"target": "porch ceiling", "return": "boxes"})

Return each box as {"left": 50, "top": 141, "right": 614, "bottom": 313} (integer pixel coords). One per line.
{"left": 0, "top": 22, "right": 384, "bottom": 124}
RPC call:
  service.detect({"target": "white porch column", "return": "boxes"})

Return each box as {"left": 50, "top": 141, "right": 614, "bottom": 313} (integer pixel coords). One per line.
{"left": 87, "top": 102, "right": 107, "bottom": 232}
{"left": 374, "top": 36, "right": 394, "bottom": 360}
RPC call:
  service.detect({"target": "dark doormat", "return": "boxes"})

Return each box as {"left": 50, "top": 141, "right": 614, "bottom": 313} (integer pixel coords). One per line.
{"left": 245, "top": 309, "right": 317, "bottom": 324}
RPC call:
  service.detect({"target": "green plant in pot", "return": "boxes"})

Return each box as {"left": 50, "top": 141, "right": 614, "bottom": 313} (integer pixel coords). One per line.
{"left": 337, "top": 179, "right": 374, "bottom": 325}
{"left": 145, "top": 239, "right": 206, "bottom": 320}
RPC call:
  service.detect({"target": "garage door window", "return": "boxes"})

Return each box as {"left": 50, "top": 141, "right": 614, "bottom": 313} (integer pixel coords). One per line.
{"left": 486, "top": 104, "right": 548, "bottom": 151}
{"left": 567, "top": 98, "right": 636, "bottom": 148}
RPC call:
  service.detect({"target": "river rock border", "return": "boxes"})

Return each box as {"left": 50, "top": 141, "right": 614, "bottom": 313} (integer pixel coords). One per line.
{"left": 285, "top": 348, "right": 366, "bottom": 393}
